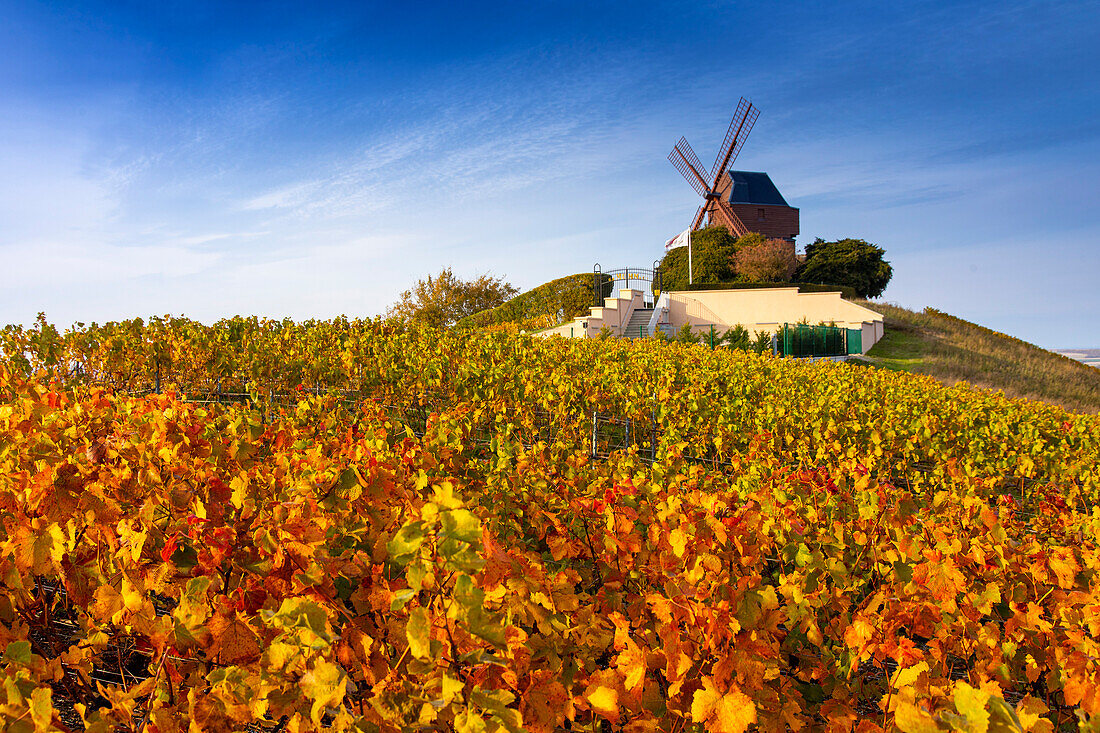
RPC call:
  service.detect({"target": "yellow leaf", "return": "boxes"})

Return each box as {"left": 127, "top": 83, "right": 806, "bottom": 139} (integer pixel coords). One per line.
{"left": 16, "top": 523, "right": 65, "bottom": 574}
{"left": 208, "top": 611, "right": 261, "bottom": 665}
{"left": 30, "top": 686, "right": 52, "bottom": 730}
{"left": 1015, "top": 696, "right": 1052, "bottom": 733}
{"left": 691, "top": 677, "right": 756, "bottom": 733}
{"left": 300, "top": 660, "right": 347, "bottom": 724}
{"left": 432, "top": 481, "right": 463, "bottom": 509}
{"left": 894, "top": 700, "right": 942, "bottom": 733}
{"left": 121, "top": 575, "right": 146, "bottom": 613}
{"left": 92, "top": 584, "right": 124, "bottom": 623}
{"left": 441, "top": 673, "right": 464, "bottom": 703}
{"left": 586, "top": 685, "right": 618, "bottom": 720}
{"left": 891, "top": 661, "right": 929, "bottom": 690}
{"left": 953, "top": 682, "right": 991, "bottom": 733}
{"left": 669, "top": 528, "right": 688, "bottom": 558}
{"left": 173, "top": 576, "right": 212, "bottom": 631}
{"left": 987, "top": 695, "right": 1026, "bottom": 733}
{"left": 455, "top": 710, "right": 487, "bottom": 733}
{"left": 406, "top": 607, "right": 432, "bottom": 660}
{"left": 714, "top": 689, "right": 757, "bottom": 733}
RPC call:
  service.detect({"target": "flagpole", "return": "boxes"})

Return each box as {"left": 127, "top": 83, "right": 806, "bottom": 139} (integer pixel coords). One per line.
{"left": 688, "top": 230, "right": 693, "bottom": 285}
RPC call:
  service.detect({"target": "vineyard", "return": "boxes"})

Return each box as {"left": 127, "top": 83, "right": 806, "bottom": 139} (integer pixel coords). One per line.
{"left": 1, "top": 315, "right": 1099, "bottom": 732}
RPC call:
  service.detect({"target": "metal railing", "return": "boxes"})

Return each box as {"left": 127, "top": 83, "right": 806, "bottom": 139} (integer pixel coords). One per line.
{"left": 593, "top": 262, "right": 662, "bottom": 307}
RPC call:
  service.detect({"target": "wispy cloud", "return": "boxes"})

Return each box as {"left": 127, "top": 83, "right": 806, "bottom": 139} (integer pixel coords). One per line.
{"left": 176, "top": 231, "right": 270, "bottom": 246}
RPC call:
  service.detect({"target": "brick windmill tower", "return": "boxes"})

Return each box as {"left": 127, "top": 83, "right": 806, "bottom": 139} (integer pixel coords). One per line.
{"left": 668, "top": 98, "right": 799, "bottom": 243}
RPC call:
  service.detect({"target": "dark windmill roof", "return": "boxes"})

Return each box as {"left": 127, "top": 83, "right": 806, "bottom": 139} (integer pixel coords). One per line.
{"left": 726, "top": 171, "right": 790, "bottom": 207}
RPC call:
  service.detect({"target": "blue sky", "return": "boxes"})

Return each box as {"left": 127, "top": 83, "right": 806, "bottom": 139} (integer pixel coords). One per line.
{"left": 1, "top": 0, "right": 1097, "bottom": 347}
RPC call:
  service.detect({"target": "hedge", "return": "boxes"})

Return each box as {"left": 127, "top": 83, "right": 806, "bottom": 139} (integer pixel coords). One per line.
{"left": 678, "top": 281, "right": 858, "bottom": 299}
{"left": 457, "top": 273, "right": 612, "bottom": 329}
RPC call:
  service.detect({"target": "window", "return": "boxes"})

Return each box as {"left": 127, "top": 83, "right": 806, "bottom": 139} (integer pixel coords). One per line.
{"left": 757, "top": 208, "right": 766, "bottom": 220}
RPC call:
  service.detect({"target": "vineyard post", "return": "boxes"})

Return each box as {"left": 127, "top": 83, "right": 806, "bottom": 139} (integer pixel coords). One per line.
{"left": 591, "top": 410, "right": 598, "bottom": 459}
{"left": 154, "top": 359, "right": 160, "bottom": 394}
{"left": 651, "top": 393, "right": 658, "bottom": 462}
{"left": 709, "top": 325, "right": 715, "bottom": 350}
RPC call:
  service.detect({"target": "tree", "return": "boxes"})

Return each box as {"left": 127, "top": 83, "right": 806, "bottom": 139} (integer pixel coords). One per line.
{"left": 796, "top": 238, "right": 893, "bottom": 299}
{"left": 386, "top": 268, "right": 519, "bottom": 328}
{"left": 733, "top": 238, "right": 798, "bottom": 283}
{"left": 655, "top": 226, "right": 737, "bottom": 292}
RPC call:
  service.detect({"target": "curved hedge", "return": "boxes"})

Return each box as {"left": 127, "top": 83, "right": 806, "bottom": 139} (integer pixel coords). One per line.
{"left": 457, "top": 273, "right": 611, "bottom": 330}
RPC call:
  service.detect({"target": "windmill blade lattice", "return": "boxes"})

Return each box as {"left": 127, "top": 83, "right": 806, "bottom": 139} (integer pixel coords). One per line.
{"left": 667, "top": 95, "right": 760, "bottom": 234}
{"left": 709, "top": 97, "right": 760, "bottom": 187}
{"left": 714, "top": 198, "right": 750, "bottom": 237}
{"left": 674, "top": 138, "right": 707, "bottom": 186}
{"left": 668, "top": 140, "right": 709, "bottom": 198}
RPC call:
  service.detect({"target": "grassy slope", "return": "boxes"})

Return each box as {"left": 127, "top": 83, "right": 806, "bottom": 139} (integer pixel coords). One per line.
{"left": 858, "top": 301, "right": 1100, "bottom": 414}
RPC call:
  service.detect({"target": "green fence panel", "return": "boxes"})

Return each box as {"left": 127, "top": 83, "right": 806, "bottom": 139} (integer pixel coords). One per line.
{"left": 847, "top": 328, "right": 862, "bottom": 355}
{"left": 779, "top": 323, "right": 850, "bottom": 358}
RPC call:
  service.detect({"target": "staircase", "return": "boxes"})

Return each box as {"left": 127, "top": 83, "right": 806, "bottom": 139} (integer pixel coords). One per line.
{"left": 624, "top": 308, "right": 654, "bottom": 339}
{"left": 535, "top": 288, "right": 651, "bottom": 339}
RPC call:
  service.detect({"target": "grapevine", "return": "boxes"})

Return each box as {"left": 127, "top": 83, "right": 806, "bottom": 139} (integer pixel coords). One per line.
{"left": 0, "top": 316, "right": 1098, "bottom": 731}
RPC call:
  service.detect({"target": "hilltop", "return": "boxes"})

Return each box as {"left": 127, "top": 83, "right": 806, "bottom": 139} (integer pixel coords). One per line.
{"left": 455, "top": 273, "right": 1100, "bottom": 413}
{"left": 858, "top": 302, "right": 1100, "bottom": 414}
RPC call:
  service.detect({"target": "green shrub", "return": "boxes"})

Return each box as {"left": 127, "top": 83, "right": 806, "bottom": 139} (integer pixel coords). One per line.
{"left": 675, "top": 324, "right": 699, "bottom": 344}
{"left": 720, "top": 324, "right": 751, "bottom": 351}
{"left": 752, "top": 330, "right": 773, "bottom": 354}
{"left": 655, "top": 226, "right": 737, "bottom": 292}
{"left": 681, "top": 281, "right": 858, "bottom": 299}
{"left": 795, "top": 238, "right": 893, "bottom": 299}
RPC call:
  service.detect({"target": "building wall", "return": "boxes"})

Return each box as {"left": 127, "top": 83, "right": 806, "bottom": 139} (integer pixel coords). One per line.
{"left": 537, "top": 287, "right": 884, "bottom": 355}
{"left": 728, "top": 203, "right": 800, "bottom": 241}
{"left": 665, "top": 287, "right": 884, "bottom": 353}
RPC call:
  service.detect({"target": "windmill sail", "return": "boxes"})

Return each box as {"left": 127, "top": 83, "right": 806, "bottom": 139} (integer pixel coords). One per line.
{"left": 668, "top": 97, "right": 760, "bottom": 235}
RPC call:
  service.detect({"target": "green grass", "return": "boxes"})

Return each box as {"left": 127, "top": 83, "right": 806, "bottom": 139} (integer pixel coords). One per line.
{"left": 856, "top": 302, "right": 1100, "bottom": 414}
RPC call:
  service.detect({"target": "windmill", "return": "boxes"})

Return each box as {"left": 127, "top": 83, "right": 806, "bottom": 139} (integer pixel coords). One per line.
{"left": 668, "top": 97, "right": 760, "bottom": 237}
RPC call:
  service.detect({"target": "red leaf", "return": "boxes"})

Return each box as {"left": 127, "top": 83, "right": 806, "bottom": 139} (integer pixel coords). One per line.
{"left": 160, "top": 533, "right": 180, "bottom": 563}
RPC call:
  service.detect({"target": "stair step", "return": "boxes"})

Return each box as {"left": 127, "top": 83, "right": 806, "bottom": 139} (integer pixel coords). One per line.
{"left": 624, "top": 308, "right": 654, "bottom": 338}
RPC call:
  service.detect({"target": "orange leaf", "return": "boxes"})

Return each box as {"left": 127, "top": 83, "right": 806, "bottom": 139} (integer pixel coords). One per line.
{"left": 207, "top": 611, "right": 261, "bottom": 665}
{"left": 1047, "top": 548, "right": 1078, "bottom": 589}
{"left": 520, "top": 671, "right": 570, "bottom": 733}
{"left": 844, "top": 618, "right": 875, "bottom": 650}
{"left": 615, "top": 639, "right": 647, "bottom": 692}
